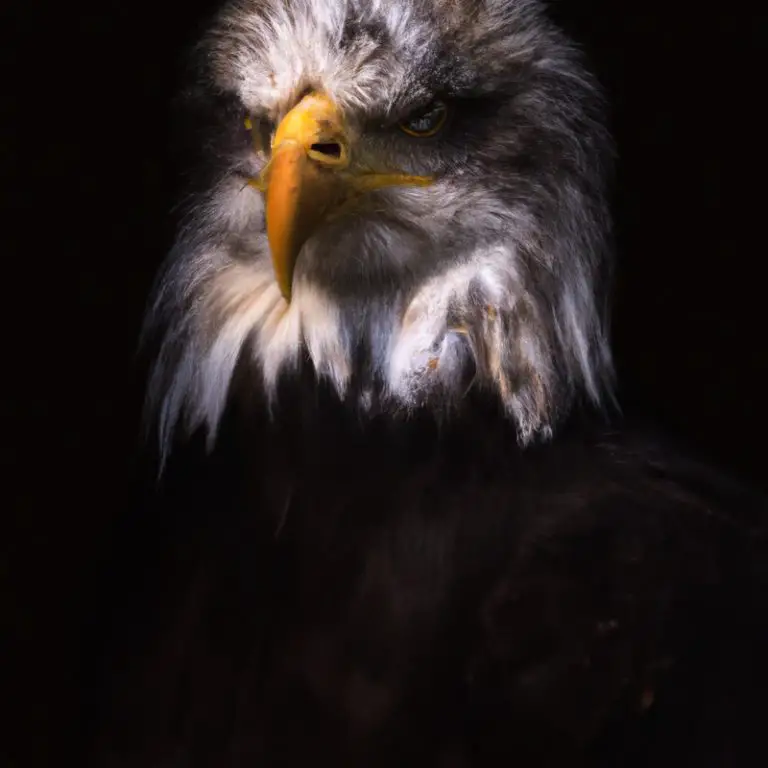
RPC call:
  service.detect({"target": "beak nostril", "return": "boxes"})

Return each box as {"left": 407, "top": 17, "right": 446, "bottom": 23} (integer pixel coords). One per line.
{"left": 310, "top": 142, "right": 342, "bottom": 159}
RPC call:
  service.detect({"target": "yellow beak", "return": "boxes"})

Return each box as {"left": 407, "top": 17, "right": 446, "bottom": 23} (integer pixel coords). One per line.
{"left": 251, "top": 92, "right": 434, "bottom": 301}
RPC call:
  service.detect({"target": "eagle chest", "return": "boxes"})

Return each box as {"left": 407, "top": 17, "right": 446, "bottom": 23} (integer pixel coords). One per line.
{"left": 205, "top": 405, "right": 679, "bottom": 765}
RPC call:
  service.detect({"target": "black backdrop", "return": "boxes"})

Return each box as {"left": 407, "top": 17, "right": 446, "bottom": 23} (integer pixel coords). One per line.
{"left": 3, "top": 1, "right": 766, "bottom": 765}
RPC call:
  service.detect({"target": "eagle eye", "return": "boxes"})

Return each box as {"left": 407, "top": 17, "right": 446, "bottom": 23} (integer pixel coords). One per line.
{"left": 245, "top": 114, "right": 273, "bottom": 154}
{"left": 398, "top": 99, "right": 448, "bottom": 137}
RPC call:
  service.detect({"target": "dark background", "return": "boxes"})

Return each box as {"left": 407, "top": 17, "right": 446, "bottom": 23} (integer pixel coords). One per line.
{"left": 3, "top": 1, "right": 765, "bottom": 765}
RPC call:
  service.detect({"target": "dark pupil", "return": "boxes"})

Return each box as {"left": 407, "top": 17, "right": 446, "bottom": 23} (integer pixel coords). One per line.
{"left": 406, "top": 103, "right": 443, "bottom": 133}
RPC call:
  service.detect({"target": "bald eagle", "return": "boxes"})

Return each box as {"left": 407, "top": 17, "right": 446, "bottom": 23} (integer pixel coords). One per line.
{"left": 98, "top": 1, "right": 768, "bottom": 766}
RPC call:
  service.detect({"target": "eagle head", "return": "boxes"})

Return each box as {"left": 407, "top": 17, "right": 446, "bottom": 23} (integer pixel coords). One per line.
{"left": 146, "top": 0, "right": 615, "bottom": 459}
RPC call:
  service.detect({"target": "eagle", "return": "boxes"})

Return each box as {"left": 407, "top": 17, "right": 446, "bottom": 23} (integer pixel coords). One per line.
{"left": 96, "top": 1, "right": 768, "bottom": 766}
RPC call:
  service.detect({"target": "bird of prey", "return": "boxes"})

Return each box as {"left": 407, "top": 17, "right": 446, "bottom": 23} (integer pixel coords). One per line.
{"left": 98, "top": 0, "right": 768, "bottom": 766}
